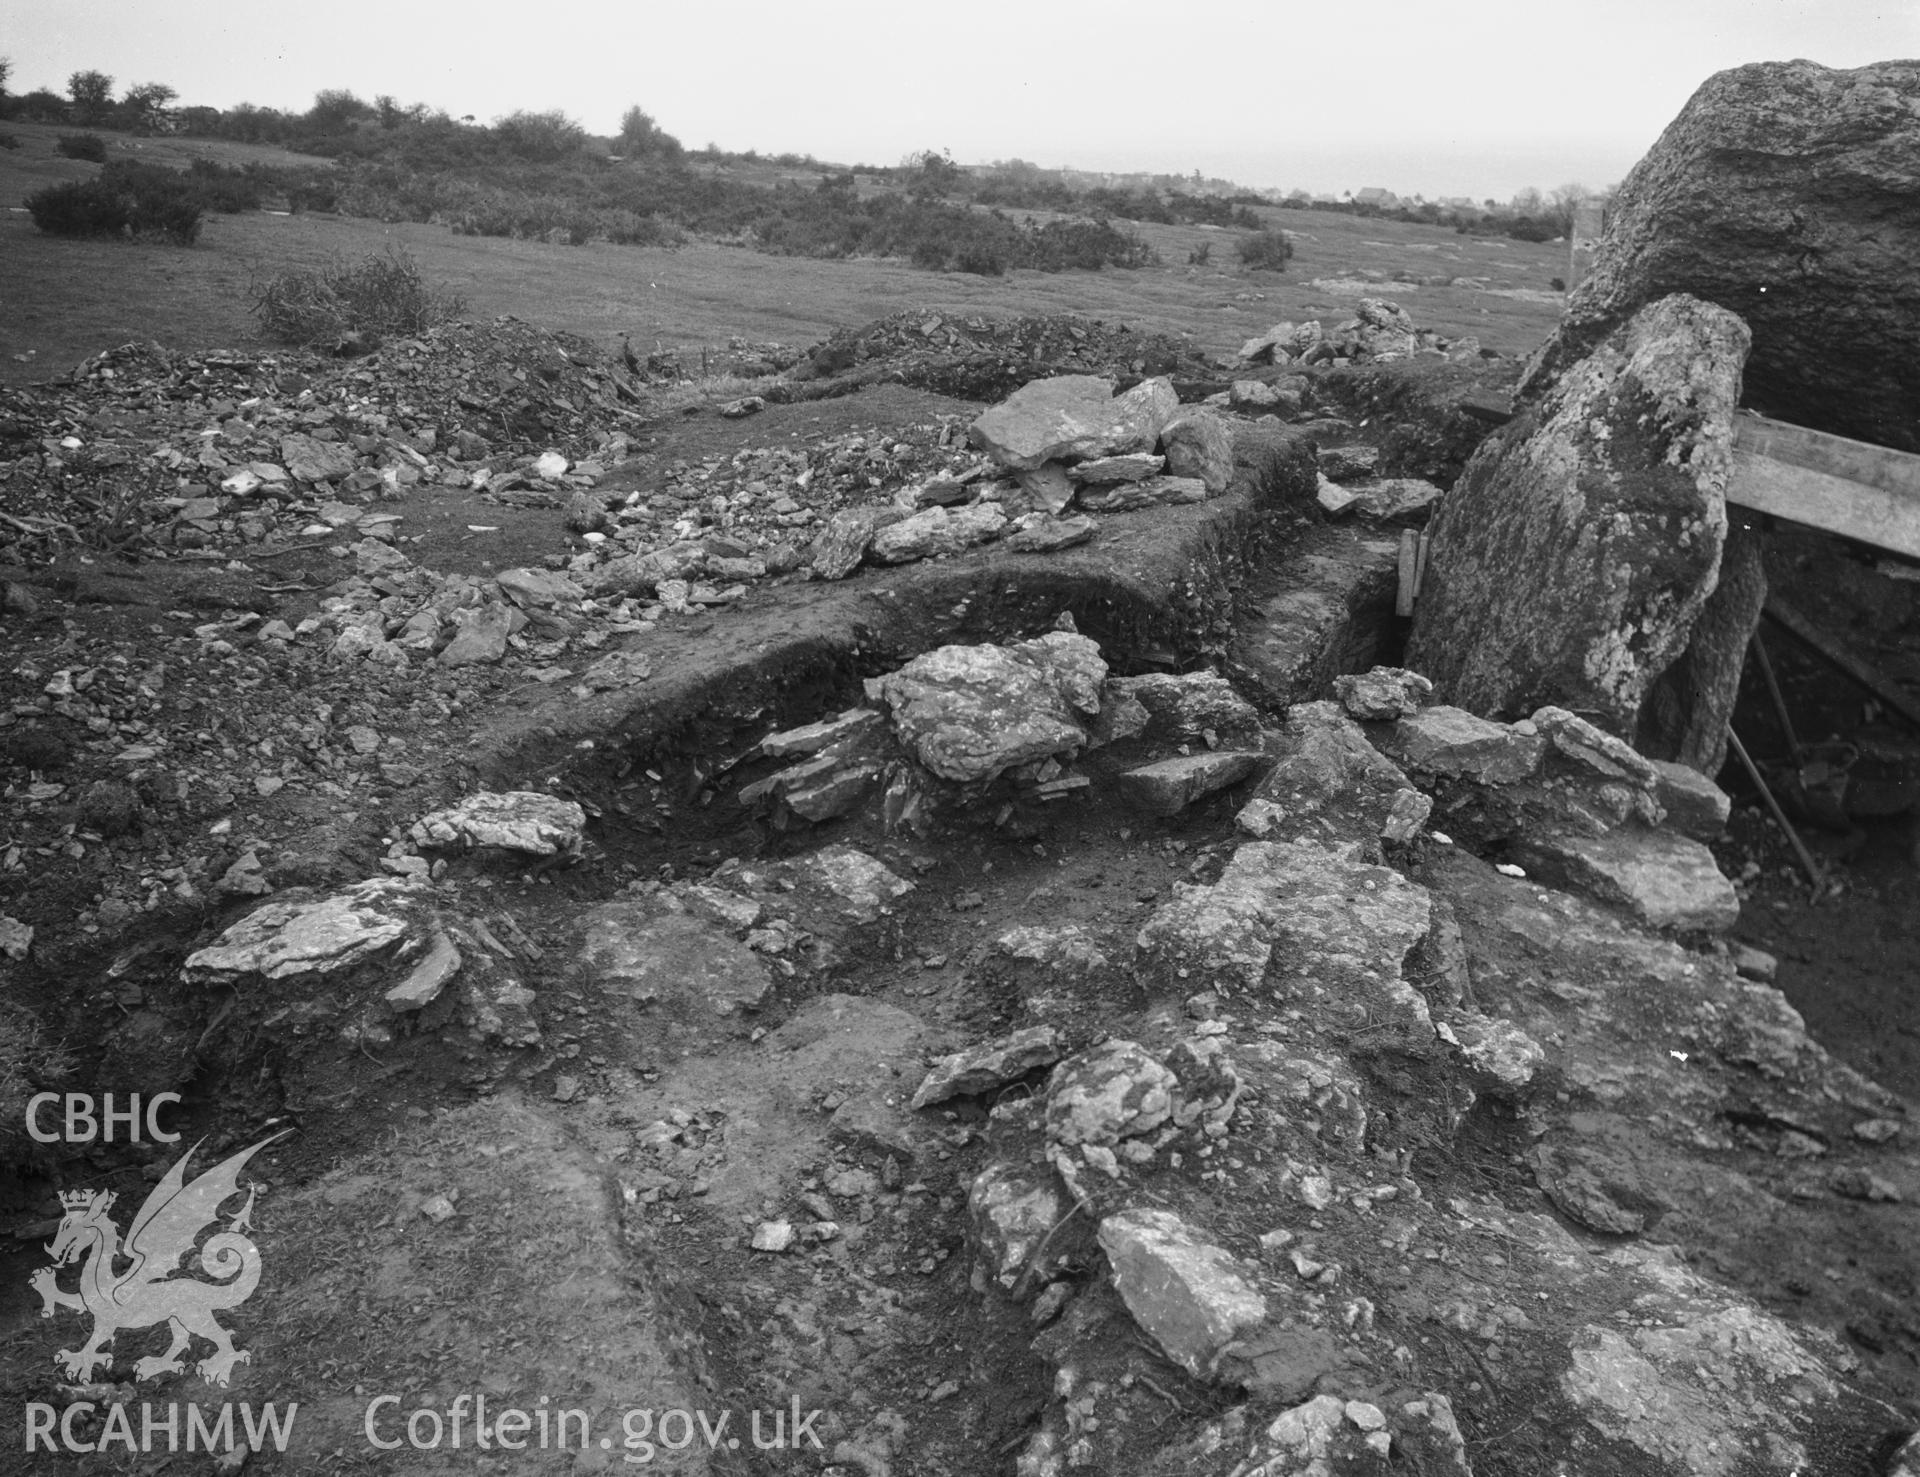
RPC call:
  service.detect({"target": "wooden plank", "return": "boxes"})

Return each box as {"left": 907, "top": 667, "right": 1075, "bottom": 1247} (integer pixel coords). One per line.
{"left": 1395, "top": 529, "right": 1419, "bottom": 617}
{"left": 1728, "top": 414, "right": 1920, "bottom": 560}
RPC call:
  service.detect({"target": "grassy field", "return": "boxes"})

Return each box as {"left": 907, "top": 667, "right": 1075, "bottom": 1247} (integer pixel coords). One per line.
{"left": 0, "top": 122, "right": 1570, "bottom": 385}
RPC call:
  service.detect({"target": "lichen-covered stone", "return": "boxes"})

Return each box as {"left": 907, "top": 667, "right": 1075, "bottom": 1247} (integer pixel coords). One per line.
{"left": 1407, "top": 296, "right": 1750, "bottom": 739}
{"left": 969, "top": 375, "right": 1176, "bottom": 471}
{"left": 184, "top": 878, "right": 427, "bottom": 984}
{"left": 1525, "top": 60, "right": 1920, "bottom": 454}
{"left": 1380, "top": 705, "right": 1545, "bottom": 785}
{"left": 1516, "top": 828, "right": 1738, "bottom": 932}
{"left": 1098, "top": 1208, "right": 1268, "bottom": 1379}
{"left": 410, "top": 791, "right": 587, "bottom": 857}
{"left": 912, "top": 1025, "right": 1067, "bottom": 1109}
{"left": 1334, "top": 666, "right": 1433, "bottom": 721}
{"left": 870, "top": 633, "right": 1106, "bottom": 783}
{"left": 868, "top": 502, "right": 1008, "bottom": 564}
{"left": 1117, "top": 751, "right": 1265, "bottom": 816}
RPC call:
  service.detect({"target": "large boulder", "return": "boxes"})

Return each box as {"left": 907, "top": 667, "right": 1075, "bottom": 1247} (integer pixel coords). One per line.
{"left": 969, "top": 375, "right": 1178, "bottom": 472}
{"left": 1405, "top": 295, "right": 1750, "bottom": 744}
{"left": 1523, "top": 60, "right": 1920, "bottom": 453}
{"left": 868, "top": 633, "right": 1106, "bottom": 784}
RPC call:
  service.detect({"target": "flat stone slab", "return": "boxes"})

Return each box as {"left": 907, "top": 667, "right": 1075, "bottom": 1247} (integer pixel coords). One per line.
{"left": 790, "top": 845, "right": 915, "bottom": 923}
{"left": 184, "top": 877, "right": 427, "bottom": 984}
{"left": 1077, "top": 475, "right": 1210, "bottom": 513}
{"left": 1098, "top": 1207, "right": 1269, "bottom": 1380}
{"left": 577, "top": 905, "right": 773, "bottom": 1015}
{"left": 912, "top": 1025, "right": 1067, "bottom": 1109}
{"left": 495, "top": 566, "right": 584, "bottom": 608}
{"left": 1137, "top": 838, "right": 1432, "bottom": 1022}
{"left": 869, "top": 502, "right": 1009, "bottom": 564}
{"left": 1118, "top": 751, "right": 1265, "bottom": 816}
{"left": 869, "top": 633, "right": 1106, "bottom": 784}
{"left": 1379, "top": 706, "right": 1545, "bottom": 785}
{"left": 1069, "top": 452, "right": 1164, "bottom": 485}
{"left": 1006, "top": 514, "right": 1096, "bottom": 553}
{"left": 1101, "top": 671, "right": 1265, "bottom": 750}
{"left": 1560, "top": 1243, "right": 1840, "bottom": 1475}
{"left": 1238, "top": 701, "right": 1425, "bottom": 849}
{"left": 1347, "top": 476, "right": 1442, "bottom": 524}
{"left": 970, "top": 375, "right": 1177, "bottom": 472}
{"left": 1517, "top": 828, "right": 1739, "bottom": 932}
{"left": 995, "top": 923, "right": 1108, "bottom": 972}
{"left": 410, "top": 791, "right": 587, "bottom": 856}
{"left": 758, "top": 707, "right": 882, "bottom": 759}
{"left": 1649, "top": 759, "right": 1732, "bottom": 840}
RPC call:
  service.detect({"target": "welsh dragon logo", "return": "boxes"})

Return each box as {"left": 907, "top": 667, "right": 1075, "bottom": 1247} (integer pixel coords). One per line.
{"left": 30, "top": 1132, "right": 286, "bottom": 1388}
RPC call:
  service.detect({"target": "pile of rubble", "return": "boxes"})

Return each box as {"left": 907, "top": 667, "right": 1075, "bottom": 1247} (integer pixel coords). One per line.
{"left": 710, "top": 373, "right": 1251, "bottom": 586}
{"left": 730, "top": 628, "right": 1269, "bottom": 833}
{"left": 1237, "top": 297, "right": 1486, "bottom": 370}
{"left": 0, "top": 319, "right": 646, "bottom": 565}
{"left": 778, "top": 310, "right": 1218, "bottom": 402}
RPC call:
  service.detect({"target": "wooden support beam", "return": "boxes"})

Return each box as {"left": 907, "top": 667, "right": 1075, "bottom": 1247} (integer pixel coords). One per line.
{"left": 1764, "top": 594, "right": 1920, "bottom": 731}
{"left": 1396, "top": 529, "right": 1419, "bottom": 617}
{"left": 1729, "top": 414, "right": 1920, "bottom": 560}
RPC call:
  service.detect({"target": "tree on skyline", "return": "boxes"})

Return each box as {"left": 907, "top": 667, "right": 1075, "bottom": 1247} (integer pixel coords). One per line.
{"left": 122, "top": 80, "right": 177, "bottom": 131}
{"left": 67, "top": 69, "right": 114, "bottom": 123}
{"left": 618, "top": 105, "right": 682, "bottom": 160}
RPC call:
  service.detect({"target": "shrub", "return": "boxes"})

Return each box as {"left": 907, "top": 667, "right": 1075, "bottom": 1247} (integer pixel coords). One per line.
{"left": 955, "top": 242, "right": 1007, "bottom": 276}
{"left": 1549, "top": 275, "right": 1567, "bottom": 292}
{"left": 57, "top": 131, "right": 108, "bottom": 162}
{"left": 186, "top": 158, "right": 265, "bottom": 211}
{"left": 1237, "top": 228, "right": 1293, "bottom": 271}
{"left": 0, "top": 132, "right": 17, "bottom": 150}
{"left": 249, "top": 248, "right": 465, "bottom": 343}
{"left": 1188, "top": 241, "right": 1211, "bottom": 266}
{"left": 26, "top": 178, "right": 129, "bottom": 237}
{"left": 32, "top": 161, "right": 208, "bottom": 243}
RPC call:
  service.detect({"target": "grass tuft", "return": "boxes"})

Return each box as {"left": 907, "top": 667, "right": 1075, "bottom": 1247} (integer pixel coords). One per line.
{"left": 247, "top": 246, "right": 466, "bottom": 344}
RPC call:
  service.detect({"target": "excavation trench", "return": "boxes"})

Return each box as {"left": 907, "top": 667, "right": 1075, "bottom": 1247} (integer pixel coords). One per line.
{"left": 7, "top": 408, "right": 1918, "bottom": 1477}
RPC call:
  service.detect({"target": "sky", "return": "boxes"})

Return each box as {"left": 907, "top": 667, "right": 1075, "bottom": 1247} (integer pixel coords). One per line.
{"left": 5, "top": 0, "right": 1917, "bottom": 200}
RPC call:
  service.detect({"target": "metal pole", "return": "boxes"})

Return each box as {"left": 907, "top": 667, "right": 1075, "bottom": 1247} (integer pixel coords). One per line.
{"left": 1747, "top": 629, "right": 1802, "bottom": 764}
{"left": 1727, "top": 727, "right": 1825, "bottom": 895}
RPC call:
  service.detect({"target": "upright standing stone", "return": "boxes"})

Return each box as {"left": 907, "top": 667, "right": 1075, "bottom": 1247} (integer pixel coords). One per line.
{"left": 1523, "top": 60, "right": 1920, "bottom": 454}
{"left": 1406, "top": 295, "right": 1750, "bottom": 740}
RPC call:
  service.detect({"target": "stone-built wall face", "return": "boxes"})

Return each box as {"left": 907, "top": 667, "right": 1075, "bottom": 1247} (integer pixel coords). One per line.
{"left": 1523, "top": 59, "right": 1920, "bottom": 454}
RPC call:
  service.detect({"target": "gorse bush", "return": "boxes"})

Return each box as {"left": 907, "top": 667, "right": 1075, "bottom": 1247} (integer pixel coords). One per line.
{"left": 185, "top": 157, "right": 266, "bottom": 212}
{"left": 26, "top": 163, "right": 207, "bottom": 244}
{"left": 1236, "top": 228, "right": 1293, "bottom": 271}
{"left": 248, "top": 248, "right": 466, "bottom": 344}
{"left": 25, "top": 178, "right": 129, "bottom": 236}
{"left": 56, "top": 131, "right": 108, "bottom": 162}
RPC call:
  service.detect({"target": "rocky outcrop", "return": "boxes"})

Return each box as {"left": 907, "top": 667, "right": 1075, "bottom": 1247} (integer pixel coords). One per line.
{"left": 1406, "top": 295, "right": 1750, "bottom": 741}
{"left": 1524, "top": 59, "right": 1920, "bottom": 453}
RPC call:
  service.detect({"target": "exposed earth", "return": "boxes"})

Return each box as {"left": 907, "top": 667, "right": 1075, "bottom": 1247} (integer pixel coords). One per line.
{"left": 0, "top": 310, "right": 1916, "bottom": 1477}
